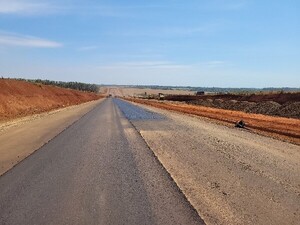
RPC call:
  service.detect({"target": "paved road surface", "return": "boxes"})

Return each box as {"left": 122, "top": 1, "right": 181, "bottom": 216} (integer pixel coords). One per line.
{"left": 0, "top": 98, "right": 204, "bottom": 225}
{"left": 0, "top": 99, "right": 103, "bottom": 176}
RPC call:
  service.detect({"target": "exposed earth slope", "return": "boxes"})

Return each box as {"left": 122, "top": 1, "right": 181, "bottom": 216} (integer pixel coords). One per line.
{"left": 0, "top": 79, "right": 101, "bottom": 122}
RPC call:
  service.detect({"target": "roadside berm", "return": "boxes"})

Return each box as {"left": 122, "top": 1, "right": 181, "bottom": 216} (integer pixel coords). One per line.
{"left": 126, "top": 98, "right": 300, "bottom": 145}
{"left": 0, "top": 79, "right": 101, "bottom": 122}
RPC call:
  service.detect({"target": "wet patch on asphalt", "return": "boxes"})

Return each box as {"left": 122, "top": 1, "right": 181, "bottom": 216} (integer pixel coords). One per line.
{"left": 113, "top": 98, "right": 166, "bottom": 121}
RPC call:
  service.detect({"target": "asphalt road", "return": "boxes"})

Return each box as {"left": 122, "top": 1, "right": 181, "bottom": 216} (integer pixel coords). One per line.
{"left": 0, "top": 98, "right": 204, "bottom": 225}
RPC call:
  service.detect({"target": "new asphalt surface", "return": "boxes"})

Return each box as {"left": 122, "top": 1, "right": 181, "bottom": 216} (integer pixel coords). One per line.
{"left": 0, "top": 98, "right": 204, "bottom": 225}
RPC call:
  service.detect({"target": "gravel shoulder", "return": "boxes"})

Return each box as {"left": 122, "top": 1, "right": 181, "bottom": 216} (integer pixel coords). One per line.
{"left": 118, "top": 99, "right": 300, "bottom": 225}
{"left": 0, "top": 99, "right": 104, "bottom": 176}
{"left": 127, "top": 98, "right": 300, "bottom": 145}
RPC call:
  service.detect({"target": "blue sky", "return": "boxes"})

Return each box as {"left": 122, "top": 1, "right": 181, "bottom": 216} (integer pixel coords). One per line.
{"left": 0, "top": 0, "right": 299, "bottom": 87}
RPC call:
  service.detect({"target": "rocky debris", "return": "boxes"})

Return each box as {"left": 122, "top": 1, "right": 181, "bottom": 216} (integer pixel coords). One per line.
{"left": 249, "top": 101, "right": 281, "bottom": 115}
{"left": 189, "top": 99, "right": 300, "bottom": 119}
{"left": 276, "top": 102, "right": 300, "bottom": 118}
{"left": 235, "top": 120, "right": 246, "bottom": 128}
{"left": 233, "top": 101, "right": 256, "bottom": 112}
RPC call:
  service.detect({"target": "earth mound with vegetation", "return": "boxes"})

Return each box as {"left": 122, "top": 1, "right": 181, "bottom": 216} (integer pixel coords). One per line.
{"left": 160, "top": 92, "right": 300, "bottom": 119}
{"left": 0, "top": 79, "right": 101, "bottom": 122}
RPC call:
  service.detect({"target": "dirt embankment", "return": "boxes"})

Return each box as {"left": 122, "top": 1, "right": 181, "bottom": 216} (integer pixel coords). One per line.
{"left": 165, "top": 92, "right": 300, "bottom": 104}
{"left": 0, "top": 79, "right": 102, "bottom": 122}
{"left": 189, "top": 99, "right": 300, "bottom": 119}
{"left": 126, "top": 98, "right": 300, "bottom": 145}
{"left": 163, "top": 93, "right": 300, "bottom": 119}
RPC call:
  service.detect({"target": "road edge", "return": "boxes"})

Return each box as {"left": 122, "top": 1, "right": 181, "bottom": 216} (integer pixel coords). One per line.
{"left": 125, "top": 98, "right": 300, "bottom": 146}
{"left": 0, "top": 99, "right": 105, "bottom": 177}
{"left": 122, "top": 110, "right": 207, "bottom": 225}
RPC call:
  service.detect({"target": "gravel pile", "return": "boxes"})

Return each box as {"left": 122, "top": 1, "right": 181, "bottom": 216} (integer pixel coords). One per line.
{"left": 276, "top": 102, "right": 300, "bottom": 118}
{"left": 191, "top": 99, "right": 214, "bottom": 108}
{"left": 188, "top": 99, "right": 300, "bottom": 119}
{"left": 249, "top": 101, "right": 281, "bottom": 115}
{"left": 233, "top": 101, "right": 257, "bottom": 112}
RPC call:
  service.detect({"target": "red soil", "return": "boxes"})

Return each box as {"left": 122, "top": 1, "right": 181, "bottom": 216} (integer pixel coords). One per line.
{"left": 127, "top": 98, "right": 300, "bottom": 145}
{"left": 0, "top": 79, "right": 102, "bottom": 122}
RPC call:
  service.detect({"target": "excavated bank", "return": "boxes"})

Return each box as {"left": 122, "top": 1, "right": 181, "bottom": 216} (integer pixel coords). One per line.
{"left": 0, "top": 79, "right": 102, "bottom": 122}
{"left": 188, "top": 99, "right": 299, "bottom": 119}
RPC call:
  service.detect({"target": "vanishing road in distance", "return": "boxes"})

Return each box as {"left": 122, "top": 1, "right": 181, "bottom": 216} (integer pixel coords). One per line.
{"left": 1, "top": 97, "right": 299, "bottom": 225}
{"left": 0, "top": 98, "right": 205, "bottom": 225}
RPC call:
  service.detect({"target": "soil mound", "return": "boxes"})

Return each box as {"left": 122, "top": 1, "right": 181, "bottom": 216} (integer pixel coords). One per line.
{"left": 232, "top": 101, "right": 257, "bottom": 112}
{"left": 277, "top": 102, "right": 300, "bottom": 118}
{"left": 0, "top": 79, "right": 101, "bottom": 122}
{"left": 165, "top": 92, "right": 300, "bottom": 104}
{"left": 188, "top": 98, "right": 300, "bottom": 119}
{"left": 250, "top": 101, "right": 281, "bottom": 115}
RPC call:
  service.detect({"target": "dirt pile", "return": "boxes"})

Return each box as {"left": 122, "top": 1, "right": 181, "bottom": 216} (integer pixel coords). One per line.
{"left": 251, "top": 101, "right": 281, "bottom": 115}
{"left": 189, "top": 99, "right": 300, "bottom": 119}
{"left": 0, "top": 79, "right": 102, "bottom": 122}
{"left": 165, "top": 92, "right": 300, "bottom": 104}
{"left": 277, "top": 102, "right": 300, "bottom": 118}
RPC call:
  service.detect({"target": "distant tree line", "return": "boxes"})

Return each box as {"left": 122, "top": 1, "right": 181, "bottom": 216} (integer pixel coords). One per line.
{"left": 102, "top": 85, "right": 300, "bottom": 94}
{"left": 17, "top": 78, "right": 99, "bottom": 93}
{"left": 189, "top": 87, "right": 300, "bottom": 94}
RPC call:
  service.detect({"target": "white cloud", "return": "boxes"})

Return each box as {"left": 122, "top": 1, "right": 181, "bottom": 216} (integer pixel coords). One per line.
{"left": 0, "top": 32, "right": 62, "bottom": 48}
{"left": 199, "top": 61, "right": 227, "bottom": 68}
{"left": 0, "top": 0, "right": 57, "bottom": 15}
{"left": 0, "top": 1, "right": 169, "bottom": 17}
{"left": 108, "top": 22, "right": 223, "bottom": 38}
{"left": 95, "top": 60, "right": 229, "bottom": 71}
{"left": 97, "top": 61, "right": 190, "bottom": 69}
{"left": 158, "top": 26, "right": 218, "bottom": 36}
